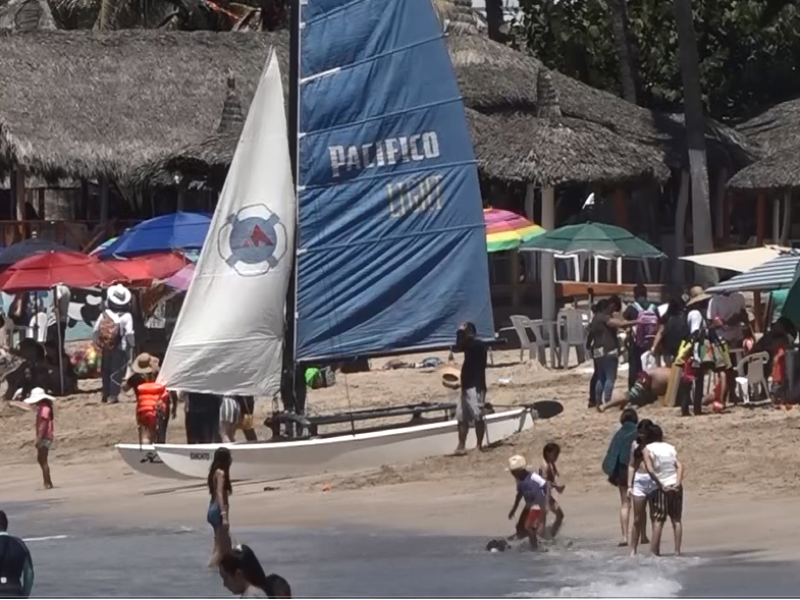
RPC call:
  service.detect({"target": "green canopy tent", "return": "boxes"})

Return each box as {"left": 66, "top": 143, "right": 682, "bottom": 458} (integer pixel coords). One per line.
{"left": 518, "top": 222, "right": 664, "bottom": 258}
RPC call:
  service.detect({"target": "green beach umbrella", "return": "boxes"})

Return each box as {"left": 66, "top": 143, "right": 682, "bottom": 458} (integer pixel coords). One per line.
{"left": 779, "top": 265, "right": 800, "bottom": 327}
{"left": 518, "top": 222, "right": 664, "bottom": 258}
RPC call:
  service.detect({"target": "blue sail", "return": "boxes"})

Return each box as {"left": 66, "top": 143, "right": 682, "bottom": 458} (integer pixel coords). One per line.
{"left": 295, "top": 0, "right": 494, "bottom": 362}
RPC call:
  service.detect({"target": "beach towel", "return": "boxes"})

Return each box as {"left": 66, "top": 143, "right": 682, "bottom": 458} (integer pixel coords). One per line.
{"left": 601, "top": 421, "right": 638, "bottom": 477}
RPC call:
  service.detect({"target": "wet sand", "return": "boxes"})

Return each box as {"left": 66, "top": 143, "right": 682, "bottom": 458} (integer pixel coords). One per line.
{"left": 3, "top": 348, "right": 800, "bottom": 575}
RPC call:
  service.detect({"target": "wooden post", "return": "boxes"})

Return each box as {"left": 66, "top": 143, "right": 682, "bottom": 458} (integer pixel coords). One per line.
{"left": 510, "top": 248, "right": 520, "bottom": 307}
{"left": 772, "top": 196, "right": 781, "bottom": 243}
{"left": 674, "top": 170, "right": 690, "bottom": 284}
{"left": 613, "top": 188, "right": 628, "bottom": 229}
{"left": 37, "top": 189, "right": 45, "bottom": 220}
{"left": 541, "top": 185, "right": 557, "bottom": 367}
{"left": 14, "top": 166, "right": 26, "bottom": 221}
{"left": 100, "top": 177, "right": 109, "bottom": 224}
{"left": 781, "top": 191, "right": 793, "bottom": 245}
{"left": 176, "top": 180, "right": 186, "bottom": 212}
{"left": 714, "top": 167, "right": 727, "bottom": 240}
{"left": 540, "top": 186, "right": 556, "bottom": 322}
{"left": 722, "top": 192, "right": 731, "bottom": 249}
{"left": 754, "top": 193, "right": 767, "bottom": 332}
{"left": 80, "top": 179, "right": 90, "bottom": 220}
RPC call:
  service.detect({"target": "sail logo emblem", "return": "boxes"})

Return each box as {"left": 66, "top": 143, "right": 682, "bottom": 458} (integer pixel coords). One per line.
{"left": 218, "top": 204, "right": 287, "bottom": 276}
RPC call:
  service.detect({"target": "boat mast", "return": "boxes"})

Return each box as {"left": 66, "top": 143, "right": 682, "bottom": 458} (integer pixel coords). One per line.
{"left": 281, "top": 0, "right": 301, "bottom": 405}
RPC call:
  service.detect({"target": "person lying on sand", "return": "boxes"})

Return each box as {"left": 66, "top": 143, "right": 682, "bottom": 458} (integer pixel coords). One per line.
{"left": 599, "top": 367, "right": 714, "bottom": 412}
{"left": 507, "top": 454, "right": 549, "bottom": 552}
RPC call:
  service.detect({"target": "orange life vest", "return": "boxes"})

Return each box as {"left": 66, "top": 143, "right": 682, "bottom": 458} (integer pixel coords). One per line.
{"left": 136, "top": 381, "right": 166, "bottom": 417}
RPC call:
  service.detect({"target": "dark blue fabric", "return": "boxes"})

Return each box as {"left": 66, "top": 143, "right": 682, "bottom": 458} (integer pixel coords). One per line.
{"left": 99, "top": 212, "right": 211, "bottom": 259}
{"left": 207, "top": 500, "right": 222, "bottom": 531}
{"left": 294, "top": 0, "right": 494, "bottom": 361}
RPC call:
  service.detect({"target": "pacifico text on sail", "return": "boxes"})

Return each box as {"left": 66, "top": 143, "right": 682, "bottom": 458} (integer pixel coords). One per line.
{"left": 328, "top": 131, "right": 444, "bottom": 218}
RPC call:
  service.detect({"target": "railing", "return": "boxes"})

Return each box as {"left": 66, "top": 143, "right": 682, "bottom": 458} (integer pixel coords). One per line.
{"left": 0, "top": 220, "right": 142, "bottom": 252}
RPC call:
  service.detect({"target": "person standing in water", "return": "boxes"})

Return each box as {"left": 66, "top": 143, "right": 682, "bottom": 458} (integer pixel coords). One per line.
{"left": 208, "top": 448, "right": 234, "bottom": 567}
{"left": 0, "top": 511, "right": 34, "bottom": 598}
{"left": 219, "top": 544, "right": 291, "bottom": 598}
{"left": 23, "top": 388, "right": 55, "bottom": 489}
{"left": 454, "top": 322, "right": 487, "bottom": 455}
{"left": 539, "top": 442, "right": 565, "bottom": 539}
{"left": 627, "top": 419, "right": 655, "bottom": 555}
{"left": 643, "top": 424, "right": 684, "bottom": 556}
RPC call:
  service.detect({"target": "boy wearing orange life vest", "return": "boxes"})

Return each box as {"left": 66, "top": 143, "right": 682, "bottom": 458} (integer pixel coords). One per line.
{"left": 124, "top": 353, "right": 167, "bottom": 445}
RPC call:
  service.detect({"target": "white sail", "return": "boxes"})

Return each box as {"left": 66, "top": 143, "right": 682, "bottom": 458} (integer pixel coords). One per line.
{"left": 158, "top": 51, "right": 295, "bottom": 396}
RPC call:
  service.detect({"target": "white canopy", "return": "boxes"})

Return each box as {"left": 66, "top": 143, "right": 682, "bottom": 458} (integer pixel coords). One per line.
{"left": 680, "top": 245, "right": 789, "bottom": 273}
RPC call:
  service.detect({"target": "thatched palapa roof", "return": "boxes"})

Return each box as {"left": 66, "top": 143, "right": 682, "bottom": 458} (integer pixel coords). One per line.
{"left": 447, "top": 33, "right": 757, "bottom": 171}
{"left": 0, "top": 30, "right": 280, "bottom": 183}
{"left": 0, "top": 0, "right": 56, "bottom": 31}
{"left": 135, "top": 74, "right": 246, "bottom": 189}
{"left": 726, "top": 146, "right": 800, "bottom": 192}
{"left": 726, "top": 97, "right": 800, "bottom": 192}
{"left": 468, "top": 71, "right": 669, "bottom": 186}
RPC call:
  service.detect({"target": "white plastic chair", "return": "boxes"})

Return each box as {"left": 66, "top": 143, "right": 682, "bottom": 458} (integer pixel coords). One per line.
{"left": 735, "top": 351, "right": 769, "bottom": 404}
{"left": 509, "top": 315, "right": 559, "bottom": 367}
{"left": 556, "top": 308, "right": 588, "bottom": 368}
{"left": 509, "top": 315, "right": 538, "bottom": 363}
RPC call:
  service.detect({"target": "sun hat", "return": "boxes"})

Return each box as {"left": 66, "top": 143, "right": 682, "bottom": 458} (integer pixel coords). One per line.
{"left": 440, "top": 366, "right": 461, "bottom": 390}
{"left": 507, "top": 454, "right": 528, "bottom": 471}
{"left": 685, "top": 285, "right": 712, "bottom": 308}
{"left": 131, "top": 352, "right": 160, "bottom": 375}
{"left": 106, "top": 284, "right": 132, "bottom": 307}
{"left": 22, "top": 387, "right": 55, "bottom": 404}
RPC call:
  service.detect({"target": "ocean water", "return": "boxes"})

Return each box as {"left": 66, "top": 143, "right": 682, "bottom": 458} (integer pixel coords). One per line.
{"left": 7, "top": 500, "right": 800, "bottom": 597}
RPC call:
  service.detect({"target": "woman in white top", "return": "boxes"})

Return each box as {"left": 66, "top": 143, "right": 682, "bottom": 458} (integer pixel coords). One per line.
{"left": 643, "top": 424, "right": 684, "bottom": 556}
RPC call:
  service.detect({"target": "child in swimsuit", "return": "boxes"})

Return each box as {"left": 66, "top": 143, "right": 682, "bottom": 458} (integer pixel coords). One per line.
{"left": 507, "top": 454, "right": 549, "bottom": 551}
{"left": 539, "top": 442, "right": 565, "bottom": 538}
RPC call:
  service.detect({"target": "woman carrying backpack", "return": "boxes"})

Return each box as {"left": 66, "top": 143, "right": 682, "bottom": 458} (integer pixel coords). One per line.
{"left": 93, "top": 284, "right": 135, "bottom": 404}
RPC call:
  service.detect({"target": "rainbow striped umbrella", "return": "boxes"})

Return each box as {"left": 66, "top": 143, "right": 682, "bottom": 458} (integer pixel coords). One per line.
{"left": 484, "top": 208, "right": 545, "bottom": 253}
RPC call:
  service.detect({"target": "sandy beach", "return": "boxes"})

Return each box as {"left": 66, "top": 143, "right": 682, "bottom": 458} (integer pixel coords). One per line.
{"left": 3, "top": 348, "right": 800, "bottom": 568}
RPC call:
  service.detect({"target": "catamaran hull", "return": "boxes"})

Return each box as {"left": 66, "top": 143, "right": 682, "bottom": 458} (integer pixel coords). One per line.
{"left": 153, "top": 408, "right": 534, "bottom": 481}
{"left": 116, "top": 444, "right": 195, "bottom": 480}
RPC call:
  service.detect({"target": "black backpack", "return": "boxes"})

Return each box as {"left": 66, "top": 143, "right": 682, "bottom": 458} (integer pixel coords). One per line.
{"left": 662, "top": 314, "right": 690, "bottom": 355}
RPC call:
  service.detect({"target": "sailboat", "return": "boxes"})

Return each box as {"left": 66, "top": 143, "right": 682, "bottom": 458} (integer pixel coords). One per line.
{"left": 116, "top": 0, "right": 536, "bottom": 481}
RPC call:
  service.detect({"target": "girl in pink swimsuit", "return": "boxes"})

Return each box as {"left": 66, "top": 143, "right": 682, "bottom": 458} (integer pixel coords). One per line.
{"left": 24, "top": 388, "right": 55, "bottom": 489}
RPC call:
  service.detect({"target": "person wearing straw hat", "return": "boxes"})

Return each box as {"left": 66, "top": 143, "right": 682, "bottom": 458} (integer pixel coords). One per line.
{"left": 124, "top": 352, "right": 169, "bottom": 445}
{"left": 93, "top": 284, "right": 135, "bottom": 404}
{"left": 22, "top": 387, "right": 56, "bottom": 489}
{"left": 507, "top": 454, "right": 549, "bottom": 551}
{"left": 683, "top": 286, "right": 730, "bottom": 416}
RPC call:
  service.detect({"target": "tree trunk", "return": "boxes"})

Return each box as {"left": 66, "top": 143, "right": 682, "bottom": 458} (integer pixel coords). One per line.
{"left": 485, "top": 0, "right": 506, "bottom": 43}
{"left": 673, "top": 0, "right": 717, "bottom": 286}
{"left": 608, "top": 0, "right": 639, "bottom": 104}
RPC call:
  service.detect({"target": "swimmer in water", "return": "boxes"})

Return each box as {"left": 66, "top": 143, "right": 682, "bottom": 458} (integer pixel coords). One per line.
{"left": 219, "top": 544, "right": 291, "bottom": 598}
{"left": 539, "top": 442, "right": 565, "bottom": 539}
{"left": 507, "top": 454, "right": 549, "bottom": 551}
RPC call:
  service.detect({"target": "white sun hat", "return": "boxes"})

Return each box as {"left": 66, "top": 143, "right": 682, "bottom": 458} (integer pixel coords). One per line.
{"left": 22, "top": 387, "right": 55, "bottom": 404}
{"left": 507, "top": 454, "right": 528, "bottom": 471}
{"left": 106, "top": 284, "right": 132, "bottom": 307}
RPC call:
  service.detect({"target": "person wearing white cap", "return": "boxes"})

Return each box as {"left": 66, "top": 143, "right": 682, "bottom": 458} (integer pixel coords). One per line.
{"left": 92, "top": 284, "right": 135, "bottom": 404}
{"left": 507, "top": 454, "right": 550, "bottom": 551}
{"left": 23, "top": 387, "right": 56, "bottom": 489}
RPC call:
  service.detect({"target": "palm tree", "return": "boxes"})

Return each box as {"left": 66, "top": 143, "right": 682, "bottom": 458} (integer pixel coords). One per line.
{"left": 608, "top": 0, "right": 639, "bottom": 105}
{"left": 673, "top": 0, "right": 717, "bottom": 285}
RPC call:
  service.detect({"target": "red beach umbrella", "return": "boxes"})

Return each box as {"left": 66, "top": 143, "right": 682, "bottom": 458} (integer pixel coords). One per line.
{"left": 0, "top": 250, "right": 129, "bottom": 292}
{"left": 103, "top": 252, "right": 189, "bottom": 286}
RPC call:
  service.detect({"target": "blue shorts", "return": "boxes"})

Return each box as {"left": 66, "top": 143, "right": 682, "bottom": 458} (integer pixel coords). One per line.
{"left": 207, "top": 501, "right": 222, "bottom": 531}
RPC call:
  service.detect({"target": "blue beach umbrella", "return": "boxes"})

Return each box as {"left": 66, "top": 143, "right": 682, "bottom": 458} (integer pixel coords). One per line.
{"left": 99, "top": 212, "right": 212, "bottom": 259}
